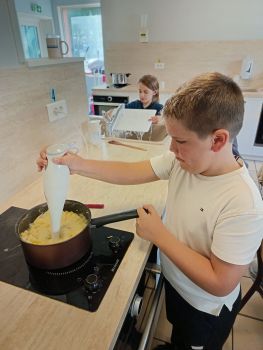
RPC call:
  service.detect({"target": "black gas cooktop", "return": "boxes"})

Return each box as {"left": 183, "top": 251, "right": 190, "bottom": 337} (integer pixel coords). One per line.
{"left": 0, "top": 207, "right": 134, "bottom": 312}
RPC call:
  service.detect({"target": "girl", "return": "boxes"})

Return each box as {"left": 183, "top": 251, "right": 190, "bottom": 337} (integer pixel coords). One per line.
{"left": 126, "top": 74, "right": 163, "bottom": 123}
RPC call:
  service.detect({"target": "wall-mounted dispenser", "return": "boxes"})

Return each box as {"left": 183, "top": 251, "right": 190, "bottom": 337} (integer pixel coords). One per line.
{"left": 240, "top": 56, "right": 254, "bottom": 80}
{"left": 139, "top": 14, "right": 149, "bottom": 43}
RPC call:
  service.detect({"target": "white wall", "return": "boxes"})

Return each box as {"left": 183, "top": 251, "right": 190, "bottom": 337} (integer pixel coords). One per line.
{"left": 14, "top": 0, "right": 52, "bottom": 17}
{"left": 101, "top": 0, "right": 263, "bottom": 45}
{"left": 0, "top": 0, "right": 22, "bottom": 67}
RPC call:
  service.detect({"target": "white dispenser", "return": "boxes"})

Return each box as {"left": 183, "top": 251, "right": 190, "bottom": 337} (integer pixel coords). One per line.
{"left": 240, "top": 56, "right": 254, "bottom": 80}
{"left": 43, "top": 144, "right": 70, "bottom": 237}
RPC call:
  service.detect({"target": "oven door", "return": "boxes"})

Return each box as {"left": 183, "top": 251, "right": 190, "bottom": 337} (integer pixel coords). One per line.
{"left": 92, "top": 95, "right": 129, "bottom": 116}
{"left": 114, "top": 263, "right": 164, "bottom": 350}
{"left": 93, "top": 102, "right": 121, "bottom": 116}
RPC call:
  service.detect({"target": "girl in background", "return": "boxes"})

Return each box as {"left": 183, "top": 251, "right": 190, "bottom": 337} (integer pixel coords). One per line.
{"left": 126, "top": 74, "right": 163, "bottom": 123}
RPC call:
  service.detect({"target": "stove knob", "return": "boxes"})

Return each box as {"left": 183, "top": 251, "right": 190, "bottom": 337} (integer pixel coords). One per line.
{"left": 84, "top": 274, "right": 99, "bottom": 293}
{"left": 108, "top": 236, "right": 121, "bottom": 252}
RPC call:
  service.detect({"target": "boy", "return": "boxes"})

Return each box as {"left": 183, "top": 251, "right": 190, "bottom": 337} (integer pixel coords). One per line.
{"left": 38, "top": 72, "right": 263, "bottom": 350}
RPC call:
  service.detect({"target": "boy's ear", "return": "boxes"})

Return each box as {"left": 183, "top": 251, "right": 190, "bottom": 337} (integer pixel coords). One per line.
{"left": 211, "top": 129, "right": 229, "bottom": 152}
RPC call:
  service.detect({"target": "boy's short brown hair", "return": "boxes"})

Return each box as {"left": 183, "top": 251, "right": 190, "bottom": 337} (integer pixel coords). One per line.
{"left": 163, "top": 72, "right": 244, "bottom": 140}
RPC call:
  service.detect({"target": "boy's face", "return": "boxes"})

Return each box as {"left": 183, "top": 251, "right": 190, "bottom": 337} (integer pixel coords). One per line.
{"left": 138, "top": 82, "right": 156, "bottom": 107}
{"left": 165, "top": 117, "right": 215, "bottom": 175}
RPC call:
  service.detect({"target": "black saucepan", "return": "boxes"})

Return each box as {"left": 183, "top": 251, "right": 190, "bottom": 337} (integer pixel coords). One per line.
{"left": 16, "top": 200, "right": 138, "bottom": 270}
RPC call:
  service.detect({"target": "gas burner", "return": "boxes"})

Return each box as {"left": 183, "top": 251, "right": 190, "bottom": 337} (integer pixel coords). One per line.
{"left": 0, "top": 206, "right": 134, "bottom": 312}
{"left": 28, "top": 251, "right": 94, "bottom": 295}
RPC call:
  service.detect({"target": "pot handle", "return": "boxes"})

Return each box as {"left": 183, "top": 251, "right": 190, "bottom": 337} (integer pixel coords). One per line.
{"left": 90, "top": 209, "right": 138, "bottom": 228}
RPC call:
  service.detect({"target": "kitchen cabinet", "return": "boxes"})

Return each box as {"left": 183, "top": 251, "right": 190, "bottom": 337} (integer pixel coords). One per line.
{"left": 0, "top": 139, "right": 168, "bottom": 350}
{"left": 237, "top": 96, "right": 263, "bottom": 160}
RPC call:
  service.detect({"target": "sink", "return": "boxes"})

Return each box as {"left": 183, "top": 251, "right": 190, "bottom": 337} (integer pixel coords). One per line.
{"left": 88, "top": 115, "right": 168, "bottom": 144}
{"left": 242, "top": 88, "right": 258, "bottom": 92}
{"left": 109, "top": 124, "right": 168, "bottom": 144}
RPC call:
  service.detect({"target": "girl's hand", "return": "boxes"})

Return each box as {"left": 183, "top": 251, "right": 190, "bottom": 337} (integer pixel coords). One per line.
{"left": 148, "top": 115, "right": 160, "bottom": 124}
{"left": 136, "top": 204, "right": 164, "bottom": 244}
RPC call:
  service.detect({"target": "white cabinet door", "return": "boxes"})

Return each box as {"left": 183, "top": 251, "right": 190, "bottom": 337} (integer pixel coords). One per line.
{"left": 237, "top": 97, "right": 263, "bottom": 159}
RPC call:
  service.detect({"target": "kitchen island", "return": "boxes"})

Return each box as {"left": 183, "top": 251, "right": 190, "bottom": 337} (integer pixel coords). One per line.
{"left": 0, "top": 139, "right": 169, "bottom": 350}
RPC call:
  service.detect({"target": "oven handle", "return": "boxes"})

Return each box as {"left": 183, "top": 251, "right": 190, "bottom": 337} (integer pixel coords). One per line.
{"left": 138, "top": 265, "right": 164, "bottom": 350}
{"left": 93, "top": 102, "right": 121, "bottom": 106}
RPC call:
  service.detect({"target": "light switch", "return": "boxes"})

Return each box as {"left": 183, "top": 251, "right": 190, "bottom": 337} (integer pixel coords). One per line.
{"left": 139, "top": 30, "right": 149, "bottom": 43}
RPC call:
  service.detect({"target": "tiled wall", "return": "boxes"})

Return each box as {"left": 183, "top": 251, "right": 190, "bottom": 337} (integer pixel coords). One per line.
{"left": 105, "top": 40, "right": 263, "bottom": 91}
{"left": 0, "top": 62, "right": 88, "bottom": 204}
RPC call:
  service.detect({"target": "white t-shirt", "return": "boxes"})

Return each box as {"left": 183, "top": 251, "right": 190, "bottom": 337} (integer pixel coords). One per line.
{"left": 150, "top": 152, "right": 263, "bottom": 316}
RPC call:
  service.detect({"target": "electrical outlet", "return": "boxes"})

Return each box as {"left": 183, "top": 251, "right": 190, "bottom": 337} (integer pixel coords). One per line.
{"left": 154, "top": 62, "right": 165, "bottom": 69}
{"left": 46, "top": 100, "right": 67, "bottom": 122}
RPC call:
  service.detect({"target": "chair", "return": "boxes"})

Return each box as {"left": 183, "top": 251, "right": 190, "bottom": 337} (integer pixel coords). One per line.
{"left": 240, "top": 241, "right": 263, "bottom": 309}
{"left": 231, "top": 240, "right": 263, "bottom": 350}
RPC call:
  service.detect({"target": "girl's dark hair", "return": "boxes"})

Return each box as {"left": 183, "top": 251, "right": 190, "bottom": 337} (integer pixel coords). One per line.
{"left": 138, "top": 75, "right": 160, "bottom": 102}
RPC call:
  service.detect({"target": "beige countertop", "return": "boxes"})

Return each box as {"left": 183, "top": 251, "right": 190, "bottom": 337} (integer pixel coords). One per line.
{"left": 92, "top": 84, "right": 263, "bottom": 98}
{"left": 0, "top": 139, "right": 169, "bottom": 350}
{"left": 92, "top": 84, "right": 174, "bottom": 96}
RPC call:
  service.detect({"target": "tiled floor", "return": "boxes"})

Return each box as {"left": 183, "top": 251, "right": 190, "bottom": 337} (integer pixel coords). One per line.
{"left": 150, "top": 159, "right": 263, "bottom": 350}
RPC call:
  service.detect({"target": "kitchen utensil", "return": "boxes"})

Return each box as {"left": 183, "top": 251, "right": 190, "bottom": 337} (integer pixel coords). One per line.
{"left": 85, "top": 203, "right": 104, "bottom": 209}
{"left": 16, "top": 200, "right": 138, "bottom": 270}
{"left": 108, "top": 140, "right": 147, "bottom": 151}
{"left": 110, "top": 73, "right": 131, "bottom": 86}
{"left": 43, "top": 143, "right": 78, "bottom": 237}
{"left": 87, "top": 119, "right": 102, "bottom": 145}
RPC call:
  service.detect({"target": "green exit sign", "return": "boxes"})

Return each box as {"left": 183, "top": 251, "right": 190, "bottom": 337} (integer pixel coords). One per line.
{"left": 31, "top": 3, "right": 42, "bottom": 13}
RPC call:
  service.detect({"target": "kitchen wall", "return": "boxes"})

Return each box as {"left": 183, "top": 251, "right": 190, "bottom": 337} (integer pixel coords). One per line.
{"left": 0, "top": 62, "right": 88, "bottom": 204}
{"left": 101, "top": 0, "right": 263, "bottom": 90}
{"left": 0, "top": 0, "right": 22, "bottom": 67}
{"left": 14, "top": 0, "right": 52, "bottom": 17}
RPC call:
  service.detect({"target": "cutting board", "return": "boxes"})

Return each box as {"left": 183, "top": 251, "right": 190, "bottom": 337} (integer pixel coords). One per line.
{"left": 112, "top": 109, "right": 156, "bottom": 133}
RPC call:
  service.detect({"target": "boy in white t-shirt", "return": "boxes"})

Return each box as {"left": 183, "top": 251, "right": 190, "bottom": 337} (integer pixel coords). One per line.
{"left": 37, "top": 72, "right": 263, "bottom": 350}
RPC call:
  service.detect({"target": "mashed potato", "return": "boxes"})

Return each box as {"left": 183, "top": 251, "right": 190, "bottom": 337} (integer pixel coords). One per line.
{"left": 20, "top": 210, "right": 88, "bottom": 245}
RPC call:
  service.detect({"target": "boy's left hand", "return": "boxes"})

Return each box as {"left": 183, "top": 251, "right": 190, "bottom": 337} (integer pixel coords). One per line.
{"left": 136, "top": 204, "right": 164, "bottom": 243}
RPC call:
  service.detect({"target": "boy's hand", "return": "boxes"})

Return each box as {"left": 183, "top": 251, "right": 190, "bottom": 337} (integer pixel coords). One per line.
{"left": 36, "top": 147, "right": 84, "bottom": 175}
{"left": 36, "top": 148, "right": 48, "bottom": 172}
{"left": 52, "top": 152, "right": 84, "bottom": 175}
{"left": 136, "top": 204, "right": 164, "bottom": 243}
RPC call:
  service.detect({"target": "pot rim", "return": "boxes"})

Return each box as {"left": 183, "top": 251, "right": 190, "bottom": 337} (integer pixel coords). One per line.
{"left": 16, "top": 200, "right": 91, "bottom": 247}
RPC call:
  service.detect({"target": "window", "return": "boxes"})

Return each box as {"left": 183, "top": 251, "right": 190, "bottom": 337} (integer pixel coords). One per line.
{"left": 17, "top": 13, "right": 54, "bottom": 60}
{"left": 20, "top": 24, "right": 41, "bottom": 59}
{"left": 58, "top": 5, "right": 104, "bottom": 73}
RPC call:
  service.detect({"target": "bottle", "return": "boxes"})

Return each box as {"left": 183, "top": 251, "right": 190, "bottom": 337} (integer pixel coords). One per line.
{"left": 43, "top": 144, "right": 70, "bottom": 237}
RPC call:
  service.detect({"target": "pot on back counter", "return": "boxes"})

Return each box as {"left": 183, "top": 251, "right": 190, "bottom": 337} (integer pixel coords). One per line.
{"left": 110, "top": 73, "right": 131, "bottom": 87}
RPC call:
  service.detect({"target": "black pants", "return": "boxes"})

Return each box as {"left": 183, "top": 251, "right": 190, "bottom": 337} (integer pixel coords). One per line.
{"left": 164, "top": 278, "right": 241, "bottom": 350}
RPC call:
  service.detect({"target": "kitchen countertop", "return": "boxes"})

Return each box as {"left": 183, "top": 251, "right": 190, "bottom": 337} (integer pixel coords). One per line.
{"left": 92, "top": 83, "right": 174, "bottom": 96}
{"left": 0, "top": 139, "right": 169, "bottom": 350}
{"left": 92, "top": 84, "right": 263, "bottom": 98}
